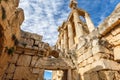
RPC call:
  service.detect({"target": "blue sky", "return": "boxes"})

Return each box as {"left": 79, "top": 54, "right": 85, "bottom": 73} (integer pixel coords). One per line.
{"left": 44, "top": 70, "right": 52, "bottom": 80}
{"left": 19, "top": 0, "right": 120, "bottom": 46}
{"left": 19, "top": 0, "right": 120, "bottom": 79}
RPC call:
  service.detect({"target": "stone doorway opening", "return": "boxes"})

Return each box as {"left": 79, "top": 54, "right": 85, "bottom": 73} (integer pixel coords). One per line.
{"left": 44, "top": 69, "right": 69, "bottom": 80}
{"left": 44, "top": 70, "right": 53, "bottom": 80}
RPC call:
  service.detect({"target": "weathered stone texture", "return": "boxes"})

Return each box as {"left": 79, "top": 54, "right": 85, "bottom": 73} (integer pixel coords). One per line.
{"left": 0, "top": 0, "right": 120, "bottom": 80}
{"left": 17, "top": 55, "right": 31, "bottom": 66}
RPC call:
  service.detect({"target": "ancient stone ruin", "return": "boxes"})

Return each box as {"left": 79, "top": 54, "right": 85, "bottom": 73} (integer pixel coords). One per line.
{"left": 0, "top": 0, "right": 120, "bottom": 80}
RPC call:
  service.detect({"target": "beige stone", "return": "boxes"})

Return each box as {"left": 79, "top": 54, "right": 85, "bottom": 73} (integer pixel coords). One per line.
{"left": 13, "top": 67, "right": 37, "bottom": 80}
{"left": 114, "top": 46, "right": 120, "bottom": 61}
{"left": 6, "top": 64, "right": 15, "bottom": 73}
{"left": 1, "top": 0, "right": 120, "bottom": 80}
{"left": 6, "top": 74, "right": 13, "bottom": 79}
{"left": 10, "top": 53, "right": 19, "bottom": 63}
{"left": 17, "top": 55, "right": 31, "bottom": 66}
{"left": 111, "top": 25, "right": 120, "bottom": 35}
{"left": 85, "top": 13, "right": 95, "bottom": 32}
{"left": 31, "top": 56, "right": 39, "bottom": 67}
{"left": 32, "top": 68, "right": 40, "bottom": 74}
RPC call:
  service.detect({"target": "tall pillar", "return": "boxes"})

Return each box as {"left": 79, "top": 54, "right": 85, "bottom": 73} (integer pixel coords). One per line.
{"left": 85, "top": 13, "right": 95, "bottom": 32}
{"left": 64, "top": 28, "right": 68, "bottom": 53}
{"left": 57, "top": 38, "right": 61, "bottom": 49}
{"left": 60, "top": 32, "right": 64, "bottom": 52}
{"left": 67, "top": 69, "right": 72, "bottom": 80}
{"left": 68, "top": 22, "right": 74, "bottom": 49}
{"left": 73, "top": 10, "right": 84, "bottom": 43}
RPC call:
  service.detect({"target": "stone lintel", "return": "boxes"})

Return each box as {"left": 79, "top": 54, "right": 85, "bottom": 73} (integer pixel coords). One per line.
{"left": 99, "top": 19, "right": 120, "bottom": 37}
{"left": 79, "top": 59, "right": 120, "bottom": 75}
{"left": 35, "top": 58, "right": 74, "bottom": 70}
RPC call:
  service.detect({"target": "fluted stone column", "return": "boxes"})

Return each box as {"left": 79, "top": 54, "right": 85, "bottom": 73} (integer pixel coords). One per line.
{"left": 67, "top": 69, "right": 72, "bottom": 80}
{"left": 64, "top": 28, "right": 68, "bottom": 53}
{"left": 85, "top": 13, "right": 95, "bottom": 32}
{"left": 57, "top": 38, "right": 61, "bottom": 49}
{"left": 68, "top": 22, "right": 74, "bottom": 49}
{"left": 60, "top": 32, "right": 64, "bottom": 52}
{"left": 73, "top": 10, "right": 84, "bottom": 43}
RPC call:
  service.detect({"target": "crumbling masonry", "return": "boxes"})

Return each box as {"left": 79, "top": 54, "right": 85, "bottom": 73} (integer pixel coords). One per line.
{"left": 0, "top": 0, "right": 120, "bottom": 80}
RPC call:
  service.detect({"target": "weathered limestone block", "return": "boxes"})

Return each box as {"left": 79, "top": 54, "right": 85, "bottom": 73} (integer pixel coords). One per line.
{"left": 13, "top": 67, "right": 37, "bottom": 80}
{"left": 87, "top": 57, "right": 94, "bottom": 64}
{"left": 92, "top": 45, "right": 110, "bottom": 55}
{"left": 77, "top": 37, "right": 86, "bottom": 49}
{"left": 27, "top": 39, "right": 34, "bottom": 46}
{"left": 17, "top": 55, "right": 31, "bottom": 66}
{"left": 6, "top": 64, "right": 15, "bottom": 73}
{"left": 10, "top": 53, "right": 19, "bottom": 63}
{"left": 24, "top": 51, "right": 35, "bottom": 56}
{"left": 109, "top": 33, "right": 120, "bottom": 46}
{"left": 98, "top": 71, "right": 120, "bottom": 80}
{"left": 35, "top": 58, "right": 43, "bottom": 68}
{"left": 77, "top": 49, "right": 92, "bottom": 63}
{"left": 82, "top": 72, "right": 99, "bottom": 80}
{"left": 93, "top": 52, "right": 111, "bottom": 61}
{"left": 31, "top": 56, "right": 39, "bottom": 67}
{"left": 32, "top": 68, "right": 40, "bottom": 74}
{"left": 90, "top": 72, "right": 99, "bottom": 80}
{"left": 98, "top": 71, "right": 107, "bottom": 80}
{"left": 6, "top": 74, "right": 13, "bottom": 79}
{"left": 21, "top": 31, "right": 31, "bottom": 38}
{"left": 114, "top": 46, "right": 120, "bottom": 61}
{"left": 34, "top": 40, "right": 40, "bottom": 46}
{"left": 79, "top": 59, "right": 120, "bottom": 75}
{"left": 104, "top": 33, "right": 113, "bottom": 41}
{"left": 111, "top": 25, "right": 120, "bottom": 36}
{"left": 31, "top": 33, "right": 42, "bottom": 41}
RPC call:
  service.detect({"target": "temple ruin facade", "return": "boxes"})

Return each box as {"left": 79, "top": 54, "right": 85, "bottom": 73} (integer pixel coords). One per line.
{"left": 0, "top": 0, "right": 120, "bottom": 80}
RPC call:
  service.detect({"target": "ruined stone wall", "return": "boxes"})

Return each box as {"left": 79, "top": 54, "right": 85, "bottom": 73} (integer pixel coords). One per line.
{"left": 53, "top": 2, "right": 120, "bottom": 80}
{"left": 2, "top": 31, "right": 51, "bottom": 80}
{"left": 3, "top": 31, "right": 73, "bottom": 80}
{"left": 0, "top": 0, "right": 24, "bottom": 79}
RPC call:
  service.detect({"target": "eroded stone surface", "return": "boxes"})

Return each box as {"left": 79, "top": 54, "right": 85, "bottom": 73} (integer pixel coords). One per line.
{"left": 0, "top": 0, "right": 120, "bottom": 80}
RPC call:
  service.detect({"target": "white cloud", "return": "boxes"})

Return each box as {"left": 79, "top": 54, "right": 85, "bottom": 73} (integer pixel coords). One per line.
{"left": 19, "top": 0, "right": 70, "bottom": 45}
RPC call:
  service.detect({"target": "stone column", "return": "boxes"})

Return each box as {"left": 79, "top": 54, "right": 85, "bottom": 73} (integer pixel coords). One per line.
{"left": 68, "top": 22, "right": 74, "bottom": 49}
{"left": 38, "top": 69, "right": 44, "bottom": 80}
{"left": 64, "top": 28, "right": 68, "bottom": 53}
{"left": 67, "top": 69, "right": 72, "bottom": 80}
{"left": 57, "top": 38, "right": 61, "bottom": 49}
{"left": 85, "top": 13, "right": 95, "bottom": 32}
{"left": 73, "top": 10, "right": 84, "bottom": 43}
{"left": 60, "top": 32, "right": 64, "bottom": 52}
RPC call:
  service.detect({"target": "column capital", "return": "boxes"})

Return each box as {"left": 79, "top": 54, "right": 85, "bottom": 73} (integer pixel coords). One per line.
{"left": 69, "top": 0, "right": 78, "bottom": 9}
